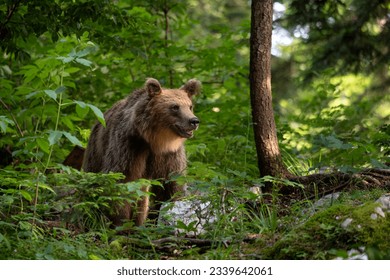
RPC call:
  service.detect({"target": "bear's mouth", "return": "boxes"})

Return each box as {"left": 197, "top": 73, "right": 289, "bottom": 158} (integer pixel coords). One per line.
{"left": 174, "top": 125, "right": 195, "bottom": 138}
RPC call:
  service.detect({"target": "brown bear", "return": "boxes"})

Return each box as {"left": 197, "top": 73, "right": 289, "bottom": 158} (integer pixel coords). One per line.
{"left": 82, "top": 78, "right": 201, "bottom": 226}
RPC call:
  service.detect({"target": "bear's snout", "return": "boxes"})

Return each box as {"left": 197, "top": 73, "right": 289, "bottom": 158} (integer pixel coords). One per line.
{"left": 189, "top": 117, "right": 200, "bottom": 129}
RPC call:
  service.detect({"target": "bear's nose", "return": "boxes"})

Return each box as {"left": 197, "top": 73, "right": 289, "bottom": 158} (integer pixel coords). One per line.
{"left": 189, "top": 117, "right": 200, "bottom": 127}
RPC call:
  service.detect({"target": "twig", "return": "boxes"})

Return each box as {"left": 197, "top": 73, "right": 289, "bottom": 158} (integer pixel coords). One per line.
{"left": 0, "top": 98, "right": 24, "bottom": 137}
{"left": 4, "top": 1, "right": 21, "bottom": 26}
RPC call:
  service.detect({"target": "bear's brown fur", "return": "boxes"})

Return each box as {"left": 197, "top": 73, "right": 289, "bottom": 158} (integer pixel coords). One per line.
{"left": 82, "top": 78, "right": 201, "bottom": 226}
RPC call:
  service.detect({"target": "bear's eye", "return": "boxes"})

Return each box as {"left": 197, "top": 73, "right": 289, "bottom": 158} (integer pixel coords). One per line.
{"left": 171, "top": 104, "right": 180, "bottom": 112}
{"left": 189, "top": 105, "right": 193, "bottom": 111}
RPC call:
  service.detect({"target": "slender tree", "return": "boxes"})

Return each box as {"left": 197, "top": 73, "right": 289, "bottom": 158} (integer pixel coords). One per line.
{"left": 249, "top": 0, "right": 292, "bottom": 183}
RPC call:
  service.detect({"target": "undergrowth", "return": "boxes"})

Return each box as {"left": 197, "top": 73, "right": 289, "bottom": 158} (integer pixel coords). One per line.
{"left": 0, "top": 164, "right": 285, "bottom": 259}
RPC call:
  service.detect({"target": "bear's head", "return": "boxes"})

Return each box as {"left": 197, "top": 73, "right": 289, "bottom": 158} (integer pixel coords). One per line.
{"left": 141, "top": 78, "right": 201, "bottom": 153}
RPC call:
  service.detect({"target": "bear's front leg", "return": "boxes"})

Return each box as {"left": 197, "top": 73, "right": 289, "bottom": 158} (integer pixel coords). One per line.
{"left": 135, "top": 185, "right": 150, "bottom": 226}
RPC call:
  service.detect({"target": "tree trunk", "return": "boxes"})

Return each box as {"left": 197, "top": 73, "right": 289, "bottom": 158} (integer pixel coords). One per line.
{"left": 249, "top": 0, "right": 291, "bottom": 183}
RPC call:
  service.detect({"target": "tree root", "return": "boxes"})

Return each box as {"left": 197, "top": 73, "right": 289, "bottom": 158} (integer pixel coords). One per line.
{"left": 279, "top": 168, "right": 390, "bottom": 202}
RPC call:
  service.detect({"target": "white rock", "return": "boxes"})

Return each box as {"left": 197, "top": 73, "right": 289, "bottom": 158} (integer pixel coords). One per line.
{"left": 348, "top": 249, "right": 368, "bottom": 260}
{"left": 249, "top": 185, "right": 262, "bottom": 196}
{"left": 375, "top": 206, "right": 386, "bottom": 218}
{"left": 376, "top": 194, "right": 390, "bottom": 210}
{"left": 341, "top": 218, "right": 353, "bottom": 228}
{"left": 370, "top": 213, "right": 378, "bottom": 220}
{"left": 335, "top": 247, "right": 367, "bottom": 260}
{"left": 158, "top": 199, "right": 215, "bottom": 236}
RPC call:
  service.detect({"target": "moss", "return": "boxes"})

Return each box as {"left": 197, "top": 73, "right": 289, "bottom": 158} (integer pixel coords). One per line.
{"left": 350, "top": 202, "right": 390, "bottom": 250}
{"left": 262, "top": 201, "right": 390, "bottom": 259}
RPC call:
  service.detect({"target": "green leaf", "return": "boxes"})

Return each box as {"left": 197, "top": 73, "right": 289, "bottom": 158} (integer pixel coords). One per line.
{"left": 57, "top": 56, "right": 74, "bottom": 64}
{"left": 75, "top": 58, "right": 92, "bottom": 67}
{"left": 0, "top": 121, "right": 6, "bottom": 133}
{"left": 74, "top": 100, "right": 90, "bottom": 118}
{"left": 73, "top": 100, "right": 105, "bottom": 126}
{"left": 37, "top": 182, "right": 55, "bottom": 193}
{"left": 37, "top": 138, "right": 50, "bottom": 154}
{"left": 64, "top": 67, "right": 81, "bottom": 74}
{"left": 0, "top": 233, "right": 11, "bottom": 250}
{"left": 44, "top": 90, "right": 57, "bottom": 101}
{"left": 62, "top": 116, "right": 75, "bottom": 131}
{"left": 0, "top": 116, "right": 14, "bottom": 133}
{"left": 26, "top": 91, "right": 41, "bottom": 99}
{"left": 73, "top": 100, "right": 87, "bottom": 108}
{"left": 63, "top": 132, "right": 83, "bottom": 146}
{"left": 76, "top": 103, "right": 90, "bottom": 118}
{"left": 317, "top": 134, "right": 354, "bottom": 150}
{"left": 48, "top": 130, "right": 63, "bottom": 146}
{"left": 55, "top": 86, "right": 67, "bottom": 94}
{"left": 76, "top": 46, "right": 95, "bottom": 58}
{"left": 15, "top": 86, "right": 34, "bottom": 96}
{"left": 89, "top": 254, "right": 102, "bottom": 260}
{"left": 370, "top": 159, "right": 388, "bottom": 169}
{"left": 23, "top": 66, "right": 39, "bottom": 83}
{"left": 325, "top": 135, "right": 353, "bottom": 150}
{"left": 19, "top": 190, "right": 33, "bottom": 202}
{"left": 87, "top": 104, "right": 106, "bottom": 127}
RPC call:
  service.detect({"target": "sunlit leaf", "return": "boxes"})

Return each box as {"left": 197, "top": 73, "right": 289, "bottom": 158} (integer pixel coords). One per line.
{"left": 76, "top": 46, "right": 96, "bottom": 58}
{"left": 26, "top": 91, "right": 41, "bottom": 99}
{"left": 19, "top": 190, "right": 33, "bottom": 202}
{"left": 87, "top": 104, "right": 106, "bottom": 127}
{"left": 64, "top": 67, "right": 81, "bottom": 74}
{"left": 57, "top": 56, "right": 74, "bottom": 63}
{"left": 76, "top": 103, "right": 89, "bottom": 118}
{"left": 73, "top": 100, "right": 105, "bottom": 126}
{"left": 75, "top": 58, "right": 92, "bottom": 67}
{"left": 73, "top": 100, "right": 87, "bottom": 108}
{"left": 0, "top": 121, "right": 6, "bottom": 134}
{"left": 37, "top": 182, "right": 55, "bottom": 193}
{"left": 0, "top": 116, "right": 14, "bottom": 133}
{"left": 48, "top": 130, "right": 63, "bottom": 146}
{"left": 44, "top": 90, "right": 57, "bottom": 101}
{"left": 37, "top": 138, "right": 50, "bottom": 153}
{"left": 63, "top": 132, "right": 83, "bottom": 146}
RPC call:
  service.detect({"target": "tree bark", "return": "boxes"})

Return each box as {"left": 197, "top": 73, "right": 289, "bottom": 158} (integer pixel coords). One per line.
{"left": 249, "top": 0, "right": 291, "bottom": 183}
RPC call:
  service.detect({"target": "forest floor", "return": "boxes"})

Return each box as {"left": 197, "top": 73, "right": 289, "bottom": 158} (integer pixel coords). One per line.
{"left": 116, "top": 169, "right": 390, "bottom": 260}
{"left": 1, "top": 167, "right": 389, "bottom": 260}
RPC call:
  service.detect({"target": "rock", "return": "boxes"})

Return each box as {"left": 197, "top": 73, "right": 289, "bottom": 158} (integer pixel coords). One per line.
{"left": 313, "top": 192, "right": 341, "bottom": 209}
{"left": 158, "top": 199, "right": 216, "bottom": 236}
{"left": 369, "top": 194, "right": 390, "bottom": 220}
{"left": 335, "top": 247, "right": 368, "bottom": 260}
{"left": 376, "top": 194, "right": 390, "bottom": 211}
{"left": 374, "top": 206, "right": 385, "bottom": 218}
{"left": 303, "top": 192, "right": 341, "bottom": 216}
{"left": 348, "top": 251, "right": 368, "bottom": 260}
{"left": 341, "top": 218, "right": 353, "bottom": 228}
{"left": 158, "top": 186, "right": 261, "bottom": 236}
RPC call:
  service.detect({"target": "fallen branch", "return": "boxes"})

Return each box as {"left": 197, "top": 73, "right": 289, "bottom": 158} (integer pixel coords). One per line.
{"left": 152, "top": 237, "right": 217, "bottom": 248}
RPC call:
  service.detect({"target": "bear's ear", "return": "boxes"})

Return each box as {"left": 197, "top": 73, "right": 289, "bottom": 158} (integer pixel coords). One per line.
{"left": 181, "top": 79, "right": 201, "bottom": 97}
{"left": 145, "top": 78, "right": 162, "bottom": 97}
